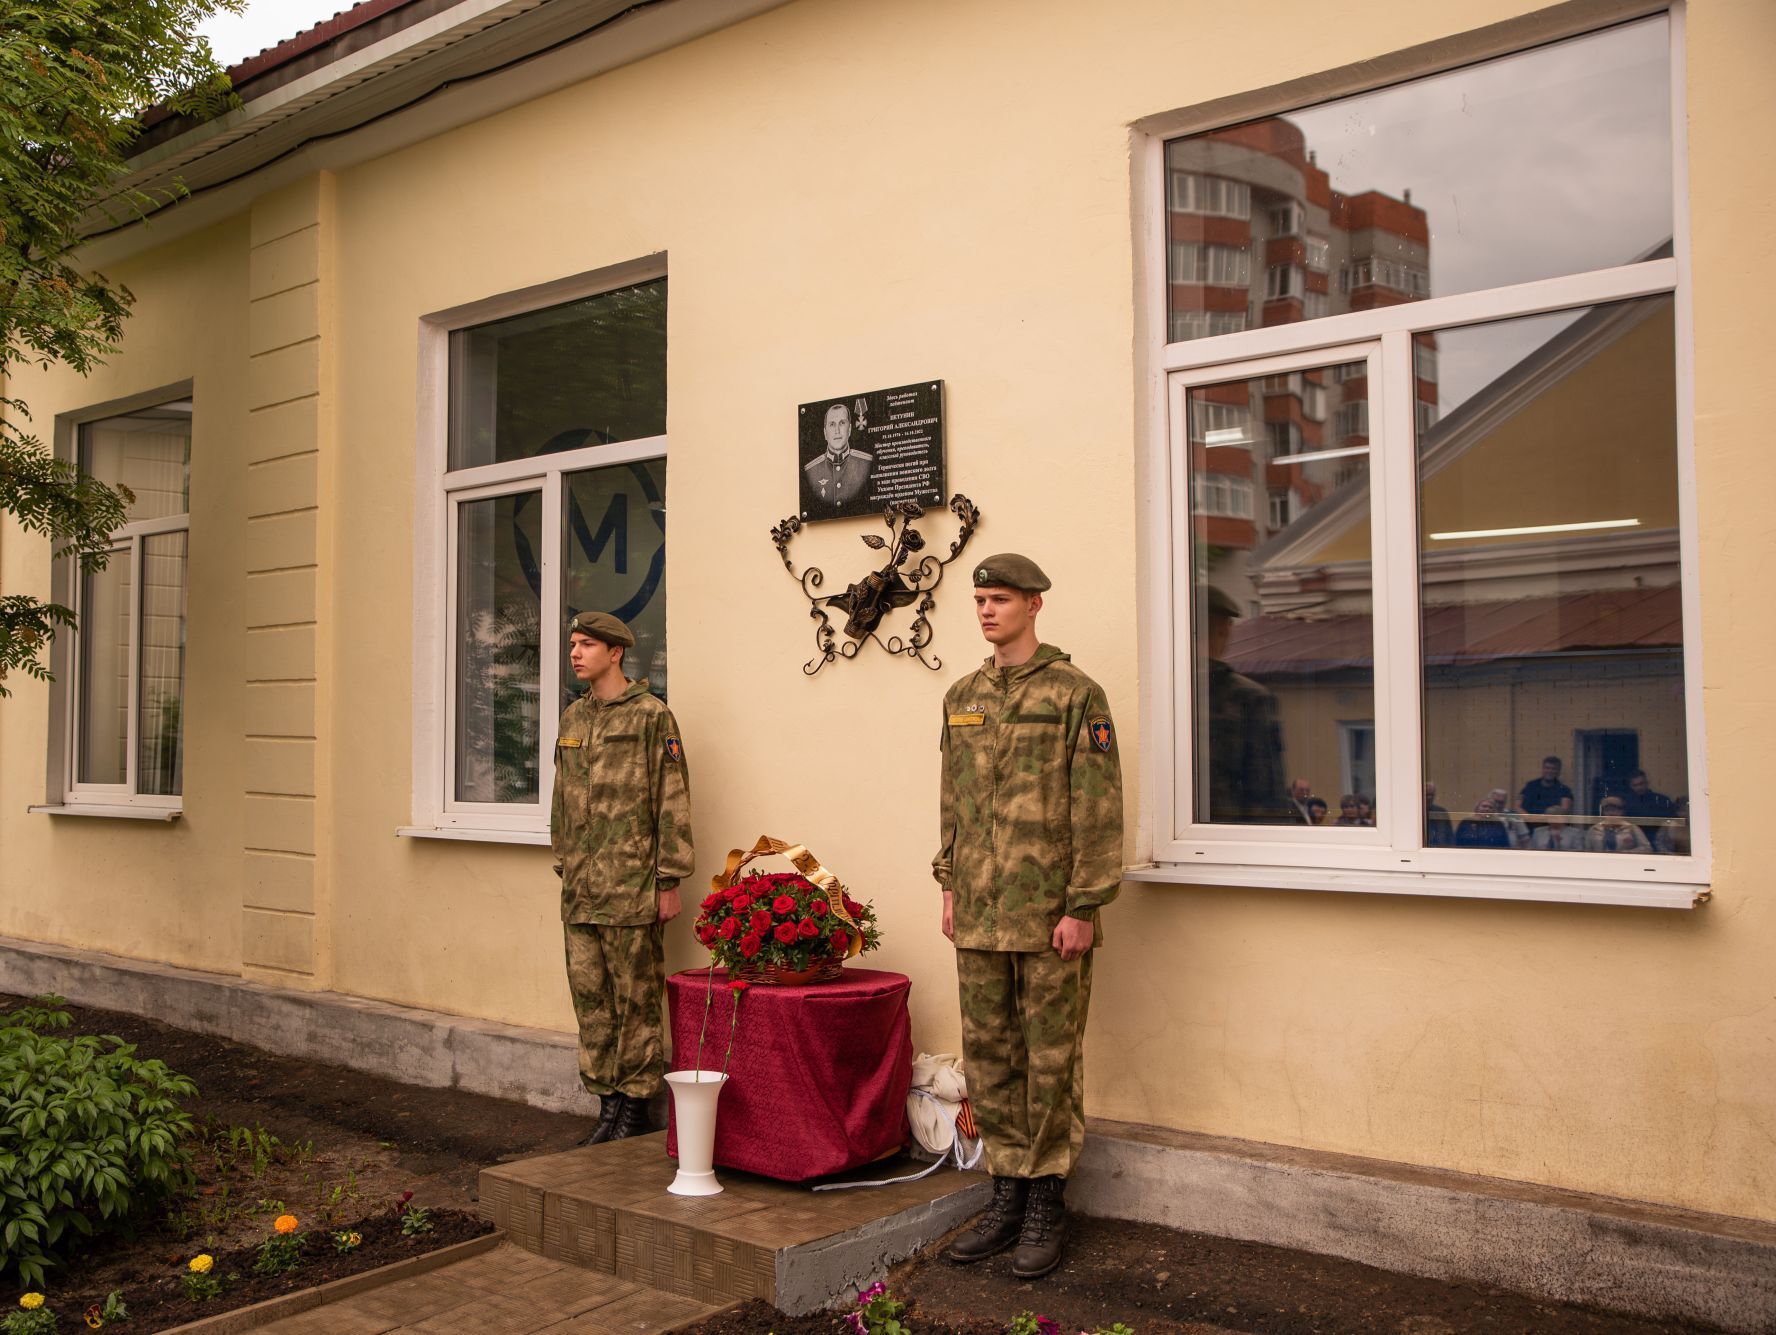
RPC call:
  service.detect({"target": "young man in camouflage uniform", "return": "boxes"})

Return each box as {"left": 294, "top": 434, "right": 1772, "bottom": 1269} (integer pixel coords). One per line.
{"left": 551, "top": 611, "right": 694, "bottom": 1143}
{"left": 933, "top": 554, "right": 1123, "bottom": 1279}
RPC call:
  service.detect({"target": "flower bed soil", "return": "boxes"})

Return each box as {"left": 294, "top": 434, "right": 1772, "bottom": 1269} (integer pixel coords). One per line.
{"left": 680, "top": 1214, "right": 1727, "bottom": 1335}
{"left": 0, "top": 993, "right": 589, "bottom": 1332}
{"left": 51, "top": 1208, "right": 489, "bottom": 1332}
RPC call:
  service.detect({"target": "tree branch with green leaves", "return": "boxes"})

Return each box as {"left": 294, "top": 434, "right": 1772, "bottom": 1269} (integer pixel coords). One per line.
{"left": 0, "top": 0, "right": 241, "bottom": 694}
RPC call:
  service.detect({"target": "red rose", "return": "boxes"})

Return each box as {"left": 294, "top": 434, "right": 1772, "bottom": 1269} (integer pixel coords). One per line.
{"left": 843, "top": 897, "right": 863, "bottom": 916}
{"left": 732, "top": 893, "right": 752, "bottom": 911}
{"left": 811, "top": 899, "right": 829, "bottom": 917}
{"left": 773, "top": 922, "right": 799, "bottom": 944}
{"left": 772, "top": 895, "right": 796, "bottom": 915}
{"left": 701, "top": 893, "right": 722, "bottom": 911}
{"left": 750, "top": 910, "right": 772, "bottom": 933}
{"left": 740, "top": 933, "right": 762, "bottom": 959}
{"left": 723, "top": 885, "right": 742, "bottom": 900}
{"left": 798, "top": 919, "right": 819, "bottom": 938}
{"left": 696, "top": 923, "right": 716, "bottom": 945}
{"left": 718, "top": 919, "right": 739, "bottom": 940}
{"left": 829, "top": 928, "right": 850, "bottom": 952}
{"left": 730, "top": 979, "right": 752, "bottom": 993}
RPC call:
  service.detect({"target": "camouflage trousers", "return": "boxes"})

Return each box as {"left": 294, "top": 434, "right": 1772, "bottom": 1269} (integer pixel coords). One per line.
{"left": 563, "top": 921, "right": 666, "bottom": 1099}
{"left": 955, "top": 947, "right": 1095, "bottom": 1180}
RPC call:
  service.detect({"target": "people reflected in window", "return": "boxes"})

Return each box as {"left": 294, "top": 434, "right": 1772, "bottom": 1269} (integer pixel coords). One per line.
{"left": 1587, "top": 796, "right": 1654, "bottom": 853}
{"left": 1656, "top": 796, "right": 1690, "bottom": 855}
{"left": 1425, "top": 782, "right": 1454, "bottom": 847}
{"left": 1335, "top": 794, "right": 1372, "bottom": 827}
{"left": 1306, "top": 797, "right": 1328, "bottom": 826}
{"left": 1518, "top": 756, "right": 1575, "bottom": 821}
{"left": 1288, "top": 778, "right": 1315, "bottom": 825}
{"left": 1455, "top": 797, "right": 1512, "bottom": 848}
{"left": 1530, "top": 816, "right": 1585, "bottom": 851}
{"left": 1622, "top": 769, "right": 1676, "bottom": 844}
{"left": 1202, "top": 585, "right": 1290, "bottom": 823}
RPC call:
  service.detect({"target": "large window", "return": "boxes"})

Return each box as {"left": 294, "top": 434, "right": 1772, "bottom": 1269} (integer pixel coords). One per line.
{"left": 1144, "top": 15, "right": 1702, "bottom": 906}
{"left": 62, "top": 401, "right": 191, "bottom": 806}
{"left": 415, "top": 273, "right": 667, "bottom": 835}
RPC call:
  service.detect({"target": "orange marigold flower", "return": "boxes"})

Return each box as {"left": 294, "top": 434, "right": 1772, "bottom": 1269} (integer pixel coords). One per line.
{"left": 274, "top": 1213, "right": 299, "bottom": 1235}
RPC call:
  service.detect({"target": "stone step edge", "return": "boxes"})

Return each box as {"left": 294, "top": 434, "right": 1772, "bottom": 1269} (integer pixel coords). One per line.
{"left": 480, "top": 1161, "right": 989, "bottom": 1315}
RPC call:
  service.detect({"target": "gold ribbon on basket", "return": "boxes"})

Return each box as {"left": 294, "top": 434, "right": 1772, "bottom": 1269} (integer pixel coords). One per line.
{"left": 711, "top": 835, "right": 864, "bottom": 958}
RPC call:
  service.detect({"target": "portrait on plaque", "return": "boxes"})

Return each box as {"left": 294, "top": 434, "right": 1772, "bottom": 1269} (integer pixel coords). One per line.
{"left": 797, "top": 381, "right": 945, "bottom": 522}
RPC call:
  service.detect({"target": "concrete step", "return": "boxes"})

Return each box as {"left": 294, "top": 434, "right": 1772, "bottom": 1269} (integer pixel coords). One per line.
{"left": 480, "top": 1133, "right": 988, "bottom": 1315}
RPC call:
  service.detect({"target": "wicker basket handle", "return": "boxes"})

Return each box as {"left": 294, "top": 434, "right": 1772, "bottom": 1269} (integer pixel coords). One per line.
{"left": 711, "top": 834, "right": 862, "bottom": 958}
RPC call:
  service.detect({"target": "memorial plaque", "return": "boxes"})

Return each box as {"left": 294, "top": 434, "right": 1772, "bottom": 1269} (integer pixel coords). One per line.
{"left": 797, "top": 381, "right": 945, "bottom": 522}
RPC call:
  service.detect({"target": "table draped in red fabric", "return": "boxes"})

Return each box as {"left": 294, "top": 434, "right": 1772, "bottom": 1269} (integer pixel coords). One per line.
{"left": 665, "top": 967, "right": 913, "bottom": 1181}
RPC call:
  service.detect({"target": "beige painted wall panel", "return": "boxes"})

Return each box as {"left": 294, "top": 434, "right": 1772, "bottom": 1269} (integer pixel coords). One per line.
{"left": 244, "top": 625, "right": 316, "bottom": 682}
{"left": 248, "top": 226, "right": 319, "bottom": 300}
{"left": 245, "top": 682, "right": 317, "bottom": 739}
{"left": 246, "top": 397, "right": 321, "bottom": 466}
{"left": 242, "top": 852, "right": 316, "bottom": 913}
{"left": 245, "top": 511, "right": 317, "bottom": 575}
{"left": 251, "top": 177, "right": 329, "bottom": 248}
{"left": 241, "top": 908, "right": 314, "bottom": 973}
{"left": 244, "top": 738, "right": 316, "bottom": 797}
{"left": 247, "top": 340, "right": 320, "bottom": 410}
{"left": 249, "top": 283, "right": 321, "bottom": 356}
{"left": 244, "top": 795, "right": 315, "bottom": 855}
{"left": 247, "top": 453, "right": 319, "bottom": 519}
{"left": 243, "top": 570, "right": 318, "bottom": 631}
{"left": 0, "top": 216, "right": 251, "bottom": 975}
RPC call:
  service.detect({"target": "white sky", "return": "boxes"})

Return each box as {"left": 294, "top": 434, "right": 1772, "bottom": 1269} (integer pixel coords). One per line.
{"left": 199, "top": 0, "right": 353, "bottom": 68}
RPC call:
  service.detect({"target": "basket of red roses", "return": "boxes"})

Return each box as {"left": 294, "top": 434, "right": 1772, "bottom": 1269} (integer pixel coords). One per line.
{"left": 695, "top": 835, "right": 882, "bottom": 984}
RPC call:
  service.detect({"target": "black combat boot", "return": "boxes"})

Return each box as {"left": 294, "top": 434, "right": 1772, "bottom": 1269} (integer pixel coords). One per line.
{"left": 944, "top": 1176, "right": 1028, "bottom": 1263}
{"left": 608, "top": 1091, "right": 652, "bottom": 1140}
{"left": 579, "top": 1093, "right": 624, "bottom": 1146}
{"left": 1010, "top": 1175, "right": 1068, "bottom": 1279}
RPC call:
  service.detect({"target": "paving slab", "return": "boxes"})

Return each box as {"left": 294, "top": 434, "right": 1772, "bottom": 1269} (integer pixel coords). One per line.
{"left": 248, "top": 1243, "right": 712, "bottom": 1335}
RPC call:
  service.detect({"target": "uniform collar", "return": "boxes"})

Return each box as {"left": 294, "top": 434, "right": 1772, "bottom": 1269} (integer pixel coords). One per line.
{"left": 585, "top": 677, "right": 652, "bottom": 707}
{"left": 980, "top": 642, "right": 1068, "bottom": 685}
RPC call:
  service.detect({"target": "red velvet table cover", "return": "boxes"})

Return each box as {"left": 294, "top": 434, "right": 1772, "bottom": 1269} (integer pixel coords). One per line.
{"left": 666, "top": 967, "right": 912, "bottom": 1181}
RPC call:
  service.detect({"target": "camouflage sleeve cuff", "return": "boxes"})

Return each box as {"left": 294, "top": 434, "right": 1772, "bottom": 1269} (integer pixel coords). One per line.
{"left": 552, "top": 863, "right": 563, "bottom": 878}
{"left": 657, "top": 879, "right": 679, "bottom": 892}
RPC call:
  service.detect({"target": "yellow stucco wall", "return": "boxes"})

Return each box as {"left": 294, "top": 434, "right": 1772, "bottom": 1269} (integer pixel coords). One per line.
{"left": 1, "top": 219, "right": 251, "bottom": 973}
{"left": 4, "top": 0, "right": 1773, "bottom": 1222}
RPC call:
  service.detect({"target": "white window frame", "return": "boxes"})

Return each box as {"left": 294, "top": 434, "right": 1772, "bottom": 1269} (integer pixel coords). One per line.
{"left": 403, "top": 256, "right": 667, "bottom": 845}
{"left": 1129, "top": 7, "right": 1707, "bottom": 909}
{"left": 38, "top": 386, "right": 193, "bottom": 817}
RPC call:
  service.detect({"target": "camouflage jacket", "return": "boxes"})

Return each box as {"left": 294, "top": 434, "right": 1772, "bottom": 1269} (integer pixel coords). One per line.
{"left": 932, "top": 644, "right": 1124, "bottom": 951}
{"left": 550, "top": 679, "right": 694, "bottom": 926}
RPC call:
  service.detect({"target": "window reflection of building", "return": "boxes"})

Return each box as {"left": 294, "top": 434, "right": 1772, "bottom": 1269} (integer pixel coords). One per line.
{"left": 1166, "top": 116, "right": 1439, "bottom": 574}
{"left": 1223, "top": 295, "right": 1685, "bottom": 845}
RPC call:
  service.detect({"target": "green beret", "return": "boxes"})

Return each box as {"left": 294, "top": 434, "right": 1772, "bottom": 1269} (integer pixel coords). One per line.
{"left": 1204, "top": 585, "right": 1243, "bottom": 620}
{"left": 568, "top": 610, "right": 635, "bottom": 647}
{"left": 972, "top": 553, "right": 1051, "bottom": 593}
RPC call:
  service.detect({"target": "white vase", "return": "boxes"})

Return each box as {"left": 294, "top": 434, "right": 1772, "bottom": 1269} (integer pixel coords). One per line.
{"left": 664, "top": 1069, "right": 729, "bottom": 1196}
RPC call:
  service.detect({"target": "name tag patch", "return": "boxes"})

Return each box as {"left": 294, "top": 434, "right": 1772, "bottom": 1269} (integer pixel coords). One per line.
{"left": 948, "top": 714, "right": 986, "bottom": 727}
{"left": 557, "top": 738, "right": 583, "bottom": 749}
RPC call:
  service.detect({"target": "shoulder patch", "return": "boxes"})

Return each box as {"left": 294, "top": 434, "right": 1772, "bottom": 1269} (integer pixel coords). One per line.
{"left": 557, "top": 737, "right": 583, "bottom": 749}
{"left": 664, "top": 734, "right": 683, "bottom": 763}
{"left": 1088, "top": 715, "right": 1115, "bottom": 753}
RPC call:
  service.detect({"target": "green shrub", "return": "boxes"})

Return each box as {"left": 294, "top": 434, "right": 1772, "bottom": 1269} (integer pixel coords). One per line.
{"left": 0, "top": 997, "right": 197, "bottom": 1287}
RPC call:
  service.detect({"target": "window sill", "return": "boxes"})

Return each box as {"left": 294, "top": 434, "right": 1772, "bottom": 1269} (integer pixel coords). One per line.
{"left": 1123, "top": 861, "right": 1708, "bottom": 910}
{"left": 29, "top": 804, "right": 182, "bottom": 822}
{"left": 397, "top": 825, "right": 550, "bottom": 847}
